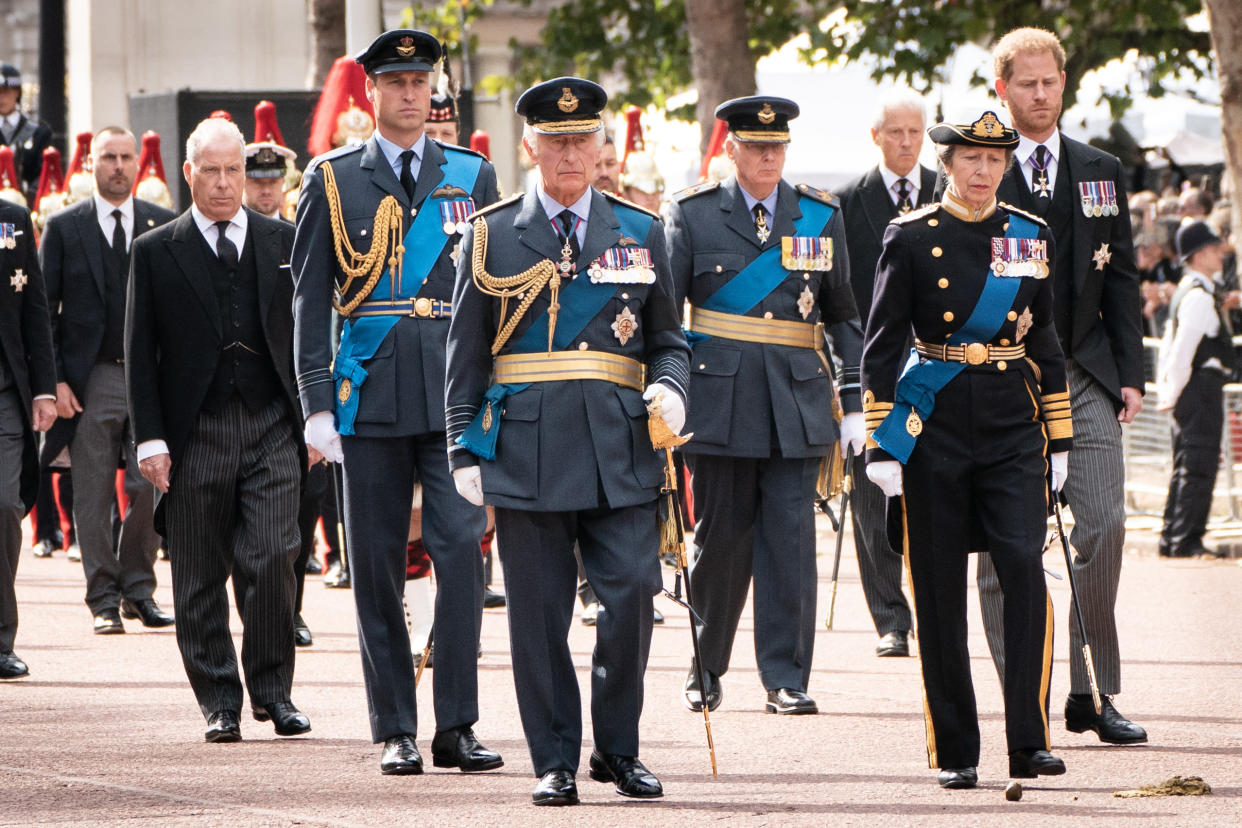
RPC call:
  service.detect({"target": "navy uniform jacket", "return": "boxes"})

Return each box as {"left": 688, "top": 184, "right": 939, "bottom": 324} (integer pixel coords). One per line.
{"left": 665, "top": 176, "right": 863, "bottom": 459}
{"left": 292, "top": 136, "right": 499, "bottom": 434}
{"left": 445, "top": 188, "right": 691, "bottom": 512}
{"left": 861, "top": 198, "right": 1073, "bottom": 463}
{"left": 1, "top": 114, "right": 52, "bottom": 196}
{"left": 997, "top": 135, "right": 1143, "bottom": 406}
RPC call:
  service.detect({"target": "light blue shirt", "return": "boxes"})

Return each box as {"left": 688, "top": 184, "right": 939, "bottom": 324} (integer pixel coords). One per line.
{"left": 537, "top": 184, "right": 592, "bottom": 248}
{"left": 374, "top": 130, "right": 427, "bottom": 185}
{"left": 738, "top": 182, "right": 778, "bottom": 221}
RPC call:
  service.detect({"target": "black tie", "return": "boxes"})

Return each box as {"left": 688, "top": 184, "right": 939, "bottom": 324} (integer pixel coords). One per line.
{"left": 399, "top": 149, "right": 416, "bottom": 203}
{"left": 557, "top": 209, "right": 580, "bottom": 263}
{"left": 895, "top": 178, "right": 913, "bottom": 214}
{"left": 110, "top": 209, "right": 126, "bottom": 260}
{"left": 215, "top": 220, "right": 238, "bottom": 272}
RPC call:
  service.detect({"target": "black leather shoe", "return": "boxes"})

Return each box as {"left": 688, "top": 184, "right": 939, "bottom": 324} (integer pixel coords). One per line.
{"left": 93, "top": 608, "right": 125, "bottom": 635}
{"left": 323, "top": 561, "right": 351, "bottom": 589}
{"left": 588, "top": 750, "right": 663, "bottom": 798}
{"left": 765, "top": 688, "right": 818, "bottom": 715}
{"left": 1009, "top": 748, "right": 1066, "bottom": 778}
{"left": 1065, "top": 694, "right": 1148, "bottom": 744}
{"left": 876, "top": 630, "right": 910, "bottom": 657}
{"left": 205, "top": 710, "right": 241, "bottom": 743}
{"left": 683, "top": 662, "right": 722, "bottom": 712}
{"left": 305, "top": 556, "right": 323, "bottom": 575}
{"left": 380, "top": 735, "right": 423, "bottom": 775}
{"left": 120, "top": 598, "right": 174, "bottom": 628}
{"left": 532, "top": 769, "right": 578, "bottom": 806}
{"left": 293, "top": 614, "right": 313, "bottom": 647}
{"left": 937, "top": 767, "right": 978, "bottom": 789}
{"left": 483, "top": 587, "right": 507, "bottom": 608}
{"left": 32, "top": 538, "right": 55, "bottom": 558}
{"left": 581, "top": 601, "right": 601, "bottom": 626}
{"left": 252, "top": 701, "right": 311, "bottom": 736}
{"left": 0, "top": 652, "right": 29, "bottom": 679}
{"left": 431, "top": 726, "right": 504, "bottom": 772}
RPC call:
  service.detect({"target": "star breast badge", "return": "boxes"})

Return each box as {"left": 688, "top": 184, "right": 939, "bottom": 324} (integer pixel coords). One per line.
{"left": 10, "top": 268, "right": 26, "bottom": 292}
{"left": 1092, "top": 242, "right": 1112, "bottom": 271}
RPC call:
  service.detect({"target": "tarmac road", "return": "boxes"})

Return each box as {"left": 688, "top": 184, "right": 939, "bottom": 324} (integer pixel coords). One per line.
{"left": 2, "top": 513, "right": 1239, "bottom": 826}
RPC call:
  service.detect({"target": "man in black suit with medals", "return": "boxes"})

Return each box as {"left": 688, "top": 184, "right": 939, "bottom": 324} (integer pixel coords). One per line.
{"left": 835, "top": 90, "right": 935, "bottom": 658}
{"left": 43, "top": 126, "right": 176, "bottom": 636}
{"left": 126, "top": 117, "right": 310, "bottom": 742}
{"left": 293, "top": 29, "right": 502, "bottom": 776}
{"left": 979, "top": 27, "right": 1147, "bottom": 746}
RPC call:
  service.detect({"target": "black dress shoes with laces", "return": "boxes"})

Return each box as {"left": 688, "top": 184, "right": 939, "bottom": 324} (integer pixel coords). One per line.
{"left": 380, "top": 735, "right": 423, "bottom": 775}
{"left": 252, "top": 701, "right": 311, "bottom": 736}
{"left": 293, "top": 614, "right": 313, "bottom": 647}
{"left": 588, "top": 751, "right": 664, "bottom": 798}
{"left": 431, "top": 726, "right": 504, "bottom": 772}
{"left": 937, "top": 767, "right": 978, "bottom": 789}
{"left": 0, "top": 652, "right": 29, "bottom": 679}
{"left": 765, "top": 688, "right": 818, "bottom": 715}
{"left": 875, "top": 629, "right": 910, "bottom": 657}
{"left": 93, "top": 608, "right": 125, "bottom": 634}
{"left": 120, "top": 598, "right": 174, "bottom": 628}
{"left": 1065, "top": 694, "right": 1148, "bottom": 744}
{"left": 205, "top": 710, "right": 241, "bottom": 743}
{"left": 683, "top": 662, "right": 722, "bottom": 712}
{"left": 532, "top": 769, "right": 578, "bottom": 806}
{"left": 1008, "top": 748, "right": 1066, "bottom": 778}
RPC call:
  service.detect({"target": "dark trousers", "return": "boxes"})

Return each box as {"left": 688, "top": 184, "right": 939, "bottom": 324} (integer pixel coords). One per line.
{"left": 294, "top": 462, "right": 331, "bottom": 612}
{"left": 164, "top": 396, "right": 301, "bottom": 719}
{"left": 34, "top": 469, "right": 72, "bottom": 543}
{"left": 494, "top": 501, "right": 661, "bottom": 776}
{"left": 903, "top": 371, "right": 1052, "bottom": 769}
{"left": 341, "top": 432, "right": 485, "bottom": 743}
{"left": 1161, "top": 369, "right": 1225, "bottom": 555}
{"left": 0, "top": 390, "right": 24, "bottom": 653}
{"left": 850, "top": 469, "right": 913, "bottom": 635}
{"left": 686, "top": 453, "right": 819, "bottom": 691}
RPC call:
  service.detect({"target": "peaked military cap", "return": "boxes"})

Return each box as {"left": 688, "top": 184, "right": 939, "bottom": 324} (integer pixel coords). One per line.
{"left": 354, "top": 29, "right": 441, "bottom": 75}
{"left": 0, "top": 63, "right": 20, "bottom": 88}
{"left": 515, "top": 77, "right": 607, "bottom": 135}
{"left": 927, "top": 111, "right": 1019, "bottom": 148}
{"left": 428, "top": 92, "right": 457, "bottom": 123}
{"left": 716, "top": 96, "right": 799, "bottom": 143}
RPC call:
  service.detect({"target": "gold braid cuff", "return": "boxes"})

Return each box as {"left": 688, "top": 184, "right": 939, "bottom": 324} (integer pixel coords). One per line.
{"left": 321, "top": 160, "right": 406, "bottom": 316}
{"left": 469, "top": 215, "right": 560, "bottom": 355}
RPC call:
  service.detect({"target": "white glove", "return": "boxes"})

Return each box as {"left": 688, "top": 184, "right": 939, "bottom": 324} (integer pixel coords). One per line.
{"left": 452, "top": 466, "right": 485, "bottom": 506}
{"left": 1050, "top": 451, "right": 1069, "bottom": 492}
{"left": 642, "top": 382, "right": 686, "bottom": 435}
{"left": 839, "top": 412, "right": 865, "bottom": 458}
{"left": 304, "top": 411, "right": 343, "bottom": 463}
{"left": 867, "top": 460, "right": 903, "bottom": 498}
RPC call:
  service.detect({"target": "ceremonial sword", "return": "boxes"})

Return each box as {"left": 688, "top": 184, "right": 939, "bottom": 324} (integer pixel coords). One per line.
{"left": 1051, "top": 488, "right": 1103, "bottom": 716}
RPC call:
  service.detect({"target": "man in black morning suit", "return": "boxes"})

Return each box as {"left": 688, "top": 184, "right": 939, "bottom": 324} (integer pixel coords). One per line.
{"left": 835, "top": 90, "right": 936, "bottom": 659}
{"left": 293, "top": 30, "right": 502, "bottom": 776}
{"left": 978, "top": 27, "right": 1147, "bottom": 745}
{"left": 42, "top": 126, "right": 176, "bottom": 636}
{"left": 126, "top": 117, "right": 310, "bottom": 742}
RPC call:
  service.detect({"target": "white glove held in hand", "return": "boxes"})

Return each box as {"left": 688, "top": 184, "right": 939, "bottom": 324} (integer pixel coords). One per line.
{"left": 1050, "top": 451, "right": 1069, "bottom": 492}
{"left": 304, "top": 411, "right": 343, "bottom": 463}
{"left": 867, "top": 460, "right": 904, "bottom": 498}
{"left": 839, "top": 412, "right": 865, "bottom": 458}
{"left": 642, "top": 382, "right": 686, "bottom": 435}
{"left": 452, "top": 466, "right": 485, "bottom": 506}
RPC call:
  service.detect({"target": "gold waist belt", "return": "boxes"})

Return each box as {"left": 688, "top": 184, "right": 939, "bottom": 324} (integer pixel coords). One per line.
{"left": 688, "top": 306, "right": 822, "bottom": 349}
{"left": 915, "top": 339, "right": 1026, "bottom": 365}
{"left": 493, "top": 351, "right": 645, "bottom": 391}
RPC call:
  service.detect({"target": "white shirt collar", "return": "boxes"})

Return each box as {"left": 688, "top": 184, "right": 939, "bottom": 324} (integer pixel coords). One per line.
{"left": 2, "top": 112, "right": 19, "bottom": 131}
{"left": 1017, "top": 129, "right": 1061, "bottom": 166}
{"left": 878, "top": 164, "right": 920, "bottom": 201}
{"left": 1185, "top": 267, "right": 1218, "bottom": 292}
{"left": 191, "top": 204, "right": 248, "bottom": 258}
{"left": 537, "top": 183, "right": 593, "bottom": 233}
{"left": 93, "top": 192, "right": 133, "bottom": 223}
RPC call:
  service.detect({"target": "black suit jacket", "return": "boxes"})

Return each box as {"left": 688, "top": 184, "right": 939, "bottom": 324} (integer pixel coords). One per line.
{"left": 0, "top": 201, "right": 55, "bottom": 510}
{"left": 125, "top": 208, "right": 300, "bottom": 474}
{"left": 997, "top": 135, "right": 1144, "bottom": 403}
{"left": 837, "top": 164, "right": 938, "bottom": 324}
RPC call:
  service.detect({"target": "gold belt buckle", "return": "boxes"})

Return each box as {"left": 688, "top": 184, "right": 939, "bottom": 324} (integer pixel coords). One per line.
{"left": 964, "top": 342, "right": 989, "bottom": 365}
{"left": 412, "top": 297, "right": 434, "bottom": 317}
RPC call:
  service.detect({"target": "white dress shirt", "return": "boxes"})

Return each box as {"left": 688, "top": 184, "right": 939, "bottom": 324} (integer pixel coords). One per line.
{"left": 1016, "top": 130, "right": 1061, "bottom": 198}
{"left": 537, "top": 184, "right": 592, "bottom": 248}
{"left": 93, "top": 193, "right": 134, "bottom": 250}
{"left": 1157, "top": 268, "right": 1225, "bottom": 407}
{"left": 878, "top": 164, "right": 921, "bottom": 208}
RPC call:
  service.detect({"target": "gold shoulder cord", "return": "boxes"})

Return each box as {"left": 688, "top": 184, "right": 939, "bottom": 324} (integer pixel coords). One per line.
{"left": 470, "top": 215, "right": 560, "bottom": 355}
{"left": 321, "top": 161, "right": 406, "bottom": 316}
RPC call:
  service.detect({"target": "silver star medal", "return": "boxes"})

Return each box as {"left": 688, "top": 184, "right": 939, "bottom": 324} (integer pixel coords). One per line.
{"left": 9, "top": 268, "right": 26, "bottom": 292}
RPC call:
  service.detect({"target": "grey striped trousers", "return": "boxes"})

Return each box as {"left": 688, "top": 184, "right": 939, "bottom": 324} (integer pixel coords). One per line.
{"left": 978, "top": 363, "right": 1125, "bottom": 695}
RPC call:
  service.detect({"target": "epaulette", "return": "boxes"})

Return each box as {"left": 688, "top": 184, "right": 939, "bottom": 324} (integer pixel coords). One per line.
{"left": 467, "top": 192, "right": 523, "bottom": 221}
{"left": 604, "top": 189, "right": 661, "bottom": 221}
{"left": 435, "top": 139, "right": 488, "bottom": 162}
{"left": 672, "top": 180, "right": 719, "bottom": 201}
{"left": 796, "top": 183, "right": 839, "bottom": 207}
{"left": 303, "top": 142, "right": 364, "bottom": 177}
{"left": 890, "top": 202, "right": 940, "bottom": 225}
{"left": 998, "top": 201, "right": 1049, "bottom": 227}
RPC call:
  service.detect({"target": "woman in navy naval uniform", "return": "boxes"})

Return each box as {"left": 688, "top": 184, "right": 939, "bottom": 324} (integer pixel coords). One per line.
{"left": 861, "top": 112, "right": 1073, "bottom": 789}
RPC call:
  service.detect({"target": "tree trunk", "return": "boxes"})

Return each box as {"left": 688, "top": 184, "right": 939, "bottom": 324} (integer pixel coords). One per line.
{"left": 1206, "top": 0, "right": 1242, "bottom": 260}
{"left": 684, "top": 0, "right": 756, "bottom": 154}
{"left": 307, "top": 0, "right": 347, "bottom": 88}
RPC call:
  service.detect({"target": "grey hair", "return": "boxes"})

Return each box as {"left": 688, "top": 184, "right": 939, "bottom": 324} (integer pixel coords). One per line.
{"left": 872, "top": 90, "right": 927, "bottom": 132}
{"left": 185, "top": 117, "right": 245, "bottom": 165}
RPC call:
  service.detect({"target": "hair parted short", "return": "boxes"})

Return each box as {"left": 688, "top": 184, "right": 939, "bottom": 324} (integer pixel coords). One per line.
{"left": 992, "top": 27, "right": 1066, "bottom": 82}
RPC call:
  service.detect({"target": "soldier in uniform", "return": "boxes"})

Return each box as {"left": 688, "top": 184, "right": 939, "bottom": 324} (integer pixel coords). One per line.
{"left": 445, "top": 77, "right": 688, "bottom": 806}
{"left": 863, "top": 112, "right": 1071, "bottom": 788}
{"left": 666, "top": 96, "right": 865, "bottom": 716}
{"left": 0, "top": 64, "right": 52, "bottom": 201}
{"left": 293, "top": 29, "right": 502, "bottom": 776}
{"left": 424, "top": 92, "right": 460, "bottom": 146}
{"left": 244, "top": 102, "right": 297, "bottom": 221}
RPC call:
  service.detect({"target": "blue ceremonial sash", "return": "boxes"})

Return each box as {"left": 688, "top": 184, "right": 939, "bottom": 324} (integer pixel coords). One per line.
{"left": 689, "top": 195, "right": 834, "bottom": 344}
{"left": 871, "top": 213, "right": 1039, "bottom": 463}
{"left": 333, "top": 147, "right": 482, "bottom": 434}
{"left": 457, "top": 202, "right": 654, "bottom": 460}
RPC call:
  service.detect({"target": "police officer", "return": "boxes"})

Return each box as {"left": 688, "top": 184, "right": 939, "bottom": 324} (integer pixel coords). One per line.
{"left": 666, "top": 96, "right": 865, "bottom": 716}
{"left": 446, "top": 77, "right": 689, "bottom": 806}
{"left": 863, "top": 112, "right": 1071, "bottom": 788}
{"left": 292, "top": 29, "right": 502, "bottom": 776}
{"left": 0, "top": 64, "right": 51, "bottom": 201}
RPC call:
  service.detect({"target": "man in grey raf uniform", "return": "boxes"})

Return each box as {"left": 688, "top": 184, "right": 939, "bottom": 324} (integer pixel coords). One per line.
{"left": 666, "top": 96, "right": 866, "bottom": 716}
{"left": 292, "top": 29, "right": 502, "bottom": 776}
{"left": 446, "top": 77, "right": 689, "bottom": 806}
